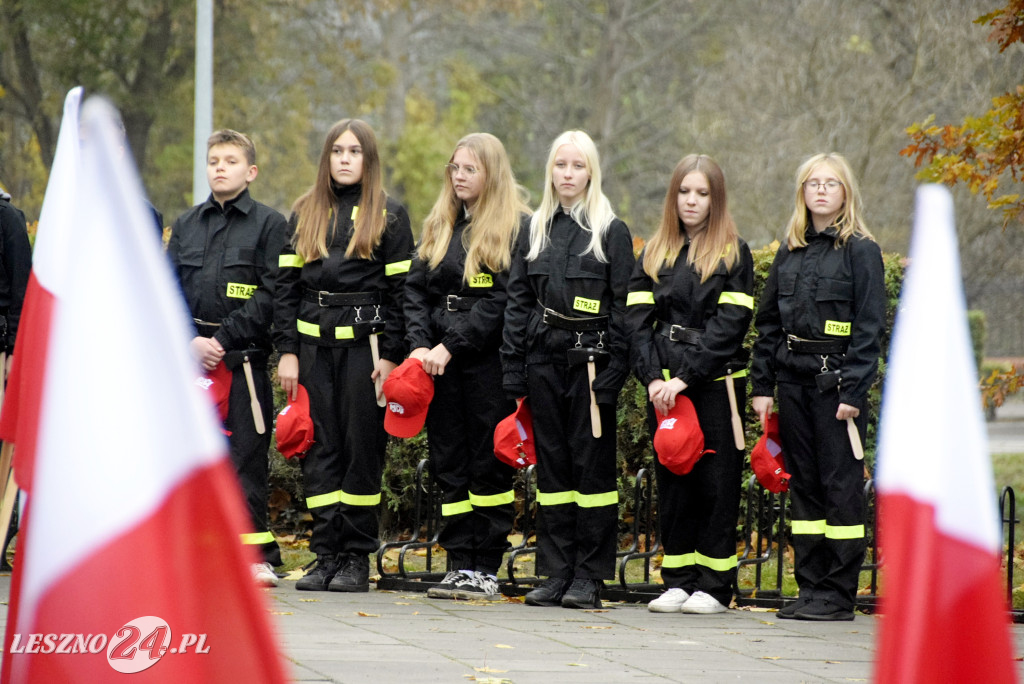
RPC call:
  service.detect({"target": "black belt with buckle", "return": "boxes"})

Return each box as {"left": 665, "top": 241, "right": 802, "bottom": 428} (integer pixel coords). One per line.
{"left": 536, "top": 303, "right": 608, "bottom": 332}
{"left": 445, "top": 294, "right": 482, "bottom": 312}
{"left": 193, "top": 318, "right": 221, "bottom": 338}
{"left": 303, "top": 289, "right": 381, "bottom": 307}
{"left": 654, "top": 320, "right": 704, "bottom": 345}
{"left": 786, "top": 334, "right": 848, "bottom": 354}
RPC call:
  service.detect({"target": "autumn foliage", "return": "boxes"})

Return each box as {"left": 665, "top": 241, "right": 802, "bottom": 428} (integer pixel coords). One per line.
{"left": 900, "top": 0, "right": 1024, "bottom": 229}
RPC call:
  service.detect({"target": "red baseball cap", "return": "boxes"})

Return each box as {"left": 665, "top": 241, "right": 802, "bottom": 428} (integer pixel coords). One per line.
{"left": 276, "top": 384, "right": 315, "bottom": 459}
{"left": 751, "top": 411, "right": 789, "bottom": 493}
{"left": 653, "top": 396, "right": 707, "bottom": 475}
{"left": 494, "top": 399, "right": 536, "bottom": 468}
{"left": 196, "top": 361, "right": 232, "bottom": 424}
{"left": 383, "top": 358, "right": 434, "bottom": 438}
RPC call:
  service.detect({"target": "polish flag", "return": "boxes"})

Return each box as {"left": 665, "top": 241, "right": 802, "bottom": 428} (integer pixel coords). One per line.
{"left": 874, "top": 185, "right": 1017, "bottom": 683}
{"left": 0, "top": 96, "right": 288, "bottom": 681}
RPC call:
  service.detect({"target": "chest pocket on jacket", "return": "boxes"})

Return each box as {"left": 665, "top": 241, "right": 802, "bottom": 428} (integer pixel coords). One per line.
{"left": 176, "top": 249, "right": 205, "bottom": 270}
{"left": 816, "top": 277, "right": 854, "bottom": 336}
{"left": 566, "top": 255, "right": 608, "bottom": 314}
{"left": 222, "top": 247, "right": 260, "bottom": 298}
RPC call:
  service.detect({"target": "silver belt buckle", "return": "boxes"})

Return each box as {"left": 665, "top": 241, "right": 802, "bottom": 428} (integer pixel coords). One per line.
{"left": 317, "top": 291, "right": 330, "bottom": 307}
{"left": 446, "top": 294, "right": 459, "bottom": 312}
{"left": 669, "top": 324, "right": 683, "bottom": 342}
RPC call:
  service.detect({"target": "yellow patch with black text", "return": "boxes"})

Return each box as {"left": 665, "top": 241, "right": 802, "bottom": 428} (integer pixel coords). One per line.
{"left": 469, "top": 273, "right": 493, "bottom": 288}
{"left": 573, "top": 296, "right": 601, "bottom": 314}
{"left": 824, "top": 320, "right": 851, "bottom": 336}
{"left": 226, "top": 282, "right": 257, "bottom": 299}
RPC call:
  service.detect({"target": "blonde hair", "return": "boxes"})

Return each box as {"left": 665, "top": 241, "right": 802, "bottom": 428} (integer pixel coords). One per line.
{"left": 785, "top": 152, "right": 874, "bottom": 250}
{"left": 291, "top": 119, "right": 388, "bottom": 262}
{"left": 527, "top": 130, "right": 616, "bottom": 262}
{"left": 643, "top": 154, "right": 739, "bottom": 283}
{"left": 207, "top": 129, "right": 256, "bottom": 165}
{"left": 419, "top": 133, "right": 530, "bottom": 282}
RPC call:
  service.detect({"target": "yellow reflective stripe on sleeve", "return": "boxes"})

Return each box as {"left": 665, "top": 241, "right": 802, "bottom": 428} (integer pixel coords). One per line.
{"left": 351, "top": 205, "right": 359, "bottom": 220}
{"left": 575, "top": 490, "right": 618, "bottom": 508}
{"left": 339, "top": 491, "right": 382, "bottom": 507}
{"left": 226, "top": 282, "right": 257, "bottom": 299}
{"left": 537, "top": 490, "right": 575, "bottom": 506}
{"left": 279, "top": 254, "right": 304, "bottom": 268}
{"left": 385, "top": 260, "right": 411, "bottom": 276}
{"left": 825, "top": 524, "right": 865, "bottom": 540}
{"left": 695, "top": 551, "right": 739, "bottom": 571}
{"left": 662, "top": 368, "right": 671, "bottom": 382}
{"left": 714, "top": 369, "right": 749, "bottom": 381}
{"left": 792, "top": 519, "right": 827, "bottom": 535}
{"left": 661, "top": 553, "right": 696, "bottom": 569}
{"left": 626, "top": 291, "right": 655, "bottom": 306}
{"left": 718, "top": 291, "right": 754, "bottom": 309}
{"left": 297, "top": 320, "right": 321, "bottom": 337}
{"left": 240, "top": 531, "right": 275, "bottom": 545}
{"left": 335, "top": 326, "right": 354, "bottom": 340}
{"left": 306, "top": 490, "right": 343, "bottom": 508}
{"left": 469, "top": 490, "right": 515, "bottom": 507}
{"left": 442, "top": 500, "right": 473, "bottom": 517}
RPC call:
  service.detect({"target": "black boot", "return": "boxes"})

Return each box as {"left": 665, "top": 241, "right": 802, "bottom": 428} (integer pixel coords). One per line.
{"left": 329, "top": 553, "right": 370, "bottom": 592}
{"left": 295, "top": 554, "right": 341, "bottom": 591}
{"left": 524, "top": 577, "right": 570, "bottom": 607}
{"left": 561, "top": 578, "right": 602, "bottom": 609}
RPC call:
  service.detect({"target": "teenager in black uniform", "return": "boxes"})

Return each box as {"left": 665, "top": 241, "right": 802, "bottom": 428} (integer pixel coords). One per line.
{"left": 751, "top": 153, "right": 885, "bottom": 621}
{"left": 404, "top": 133, "right": 530, "bottom": 600}
{"left": 275, "top": 119, "right": 413, "bottom": 592}
{"left": 0, "top": 189, "right": 32, "bottom": 376}
{"left": 168, "top": 130, "right": 287, "bottom": 586}
{"left": 501, "top": 130, "right": 633, "bottom": 609}
{"left": 627, "top": 155, "right": 754, "bottom": 614}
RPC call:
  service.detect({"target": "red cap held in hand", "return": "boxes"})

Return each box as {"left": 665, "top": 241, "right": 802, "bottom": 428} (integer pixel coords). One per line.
{"left": 653, "top": 396, "right": 708, "bottom": 476}
{"left": 382, "top": 358, "right": 434, "bottom": 438}
{"left": 751, "top": 411, "right": 790, "bottom": 493}
{"left": 494, "top": 399, "right": 536, "bottom": 468}
{"left": 196, "top": 361, "right": 232, "bottom": 424}
{"left": 276, "top": 384, "right": 315, "bottom": 459}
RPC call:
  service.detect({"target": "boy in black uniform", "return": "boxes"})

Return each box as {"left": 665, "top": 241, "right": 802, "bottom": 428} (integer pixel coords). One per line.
{"left": 168, "top": 130, "right": 287, "bottom": 586}
{"left": 0, "top": 190, "right": 32, "bottom": 376}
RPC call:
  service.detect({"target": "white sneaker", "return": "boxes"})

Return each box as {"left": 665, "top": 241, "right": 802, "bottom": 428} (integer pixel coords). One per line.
{"left": 680, "top": 590, "right": 727, "bottom": 614}
{"left": 252, "top": 562, "right": 279, "bottom": 588}
{"left": 453, "top": 572, "right": 501, "bottom": 600}
{"left": 648, "top": 587, "right": 690, "bottom": 613}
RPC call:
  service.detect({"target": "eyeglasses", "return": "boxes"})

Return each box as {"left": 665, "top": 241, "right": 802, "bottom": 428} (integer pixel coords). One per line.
{"left": 446, "top": 163, "right": 478, "bottom": 177}
{"left": 803, "top": 180, "right": 844, "bottom": 193}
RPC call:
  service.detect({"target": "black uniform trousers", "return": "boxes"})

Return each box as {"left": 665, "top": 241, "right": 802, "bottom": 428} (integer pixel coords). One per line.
{"left": 777, "top": 380, "right": 867, "bottom": 611}
{"left": 300, "top": 342, "right": 387, "bottom": 557}
{"left": 427, "top": 349, "right": 516, "bottom": 575}
{"left": 226, "top": 360, "right": 282, "bottom": 566}
{"left": 651, "top": 378, "right": 745, "bottom": 607}
{"left": 527, "top": 362, "right": 618, "bottom": 581}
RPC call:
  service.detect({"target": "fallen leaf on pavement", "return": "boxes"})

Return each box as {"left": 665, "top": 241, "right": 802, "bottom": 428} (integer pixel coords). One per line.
{"left": 356, "top": 612, "right": 380, "bottom": 617}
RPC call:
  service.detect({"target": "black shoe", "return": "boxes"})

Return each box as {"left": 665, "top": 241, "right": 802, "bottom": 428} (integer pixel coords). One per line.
{"left": 329, "top": 553, "right": 370, "bottom": 592}
{"left": 793, "top": 598, "right": 854, "bottom": 622}
{"left": 561, "top": 578, "right": 602, "bottom": 609}
{"left": 427, "top": 570, "right": 473, "bottom": 599}
{"left": 524, "top": 577, "right": 570, "bottom": 607}
{"left": 777, "top": 596, "right": 812, "bottom": 620}
{"left": 296, "top": 554, "right": 341, "bottom": 591}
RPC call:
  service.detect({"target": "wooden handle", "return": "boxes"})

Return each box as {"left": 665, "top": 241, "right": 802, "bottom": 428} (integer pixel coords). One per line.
{"left": 847, "top": 417, "right": 864, "bottom": 461}
{"left": 724, "top": 374, "right": 744, "bottom": 451}
{"left": 587, "top": 361, "right": 602, "bottom": 439}
{"left": 0, "top": 471, "right": 16, "bottom": 551}
{"left": 0, "top": 441, "right": 13, "bottom": 504}
{"left": 369, "top": 335, "right": 386, "bottom": 407}
{"left": 241, "top": 358, "right": 266, "bottom": 434}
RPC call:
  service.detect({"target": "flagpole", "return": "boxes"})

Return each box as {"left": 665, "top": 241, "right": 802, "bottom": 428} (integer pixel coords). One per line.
{"left": 192, "top": 0, "right": 213, "bottom": 206}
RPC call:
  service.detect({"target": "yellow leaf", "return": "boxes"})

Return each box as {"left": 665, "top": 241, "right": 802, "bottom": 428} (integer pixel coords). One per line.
{"left": 269, "top": 611, "right": 293, "bottom": 616}
{"left": 582, "top": 625, "right": 612, "bottom": 630}
{"left": 567, "top": 662, "right": 588, "bottom": 667}
{"left": 394, "top": 602, "right": 411, "bottom": 605}
{"left": 356, "top": 612, "right": 380, "bottom": 617}
{"left": 762, "top": 656, "right": 780, "bottom": 660}
{"left": 493, "top": 644, "right": 514, "bottom": 649}
{"left": 298, "top": 598, "right": 320, "bottom": 603}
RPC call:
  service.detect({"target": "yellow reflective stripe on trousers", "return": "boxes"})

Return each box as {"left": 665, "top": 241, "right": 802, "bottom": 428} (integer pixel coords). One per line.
{"left": 335, "top": 326, "right": 354, "bottom": 339}
{"left": 718, "top": 291, "right": 754, "bottom": 309}
{"left": 575, "top": 490, "right": 618, "bottom": 508}
{"left": 297, "top": 319, "right": 320, "bottom": 337}
{"left": 469, "top": 490, "right": 515, "bottom": 507}
{"left": 537, "top": 490, "right": 575, "bottom": 506}
{"left": 661, "top": 552, "right": 696, "bottom": 568}
{"left": 385, "top": 260, "right": 411, "bottom": 276}
{"left": 695, "top": 551, "right": 738, "bottom": 571}
{"left": 279, "top": 254, "right": 304, "bottom": 268}
{"left": 626, "top": 291, "right": 654, "bottom": 306}
{"left": 240, "top": 531, "right": 275, "bottom": 545}
{"left": 826, "top": 524, "right": 865, "bottom": 540}
{"left": 792, "top": 519, "right": 827, "bottom": 535}
{"left": 307, "top": 490, "right": 380, "bottom": 508}
{"left": 442, "top": 500, "right": 473, "bottom": 517}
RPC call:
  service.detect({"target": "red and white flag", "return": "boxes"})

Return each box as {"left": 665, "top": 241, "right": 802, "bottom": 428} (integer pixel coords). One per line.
{"left": 0, "top": 95, "right": 287, "bottom": 681}
{"left": 875, "top": 185, "right": 1017, "bottom": 683}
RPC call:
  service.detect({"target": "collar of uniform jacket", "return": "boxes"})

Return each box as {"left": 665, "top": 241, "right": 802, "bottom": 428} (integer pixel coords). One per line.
{"left": 200, "top": 187, "right": 254, "bottom": 217}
